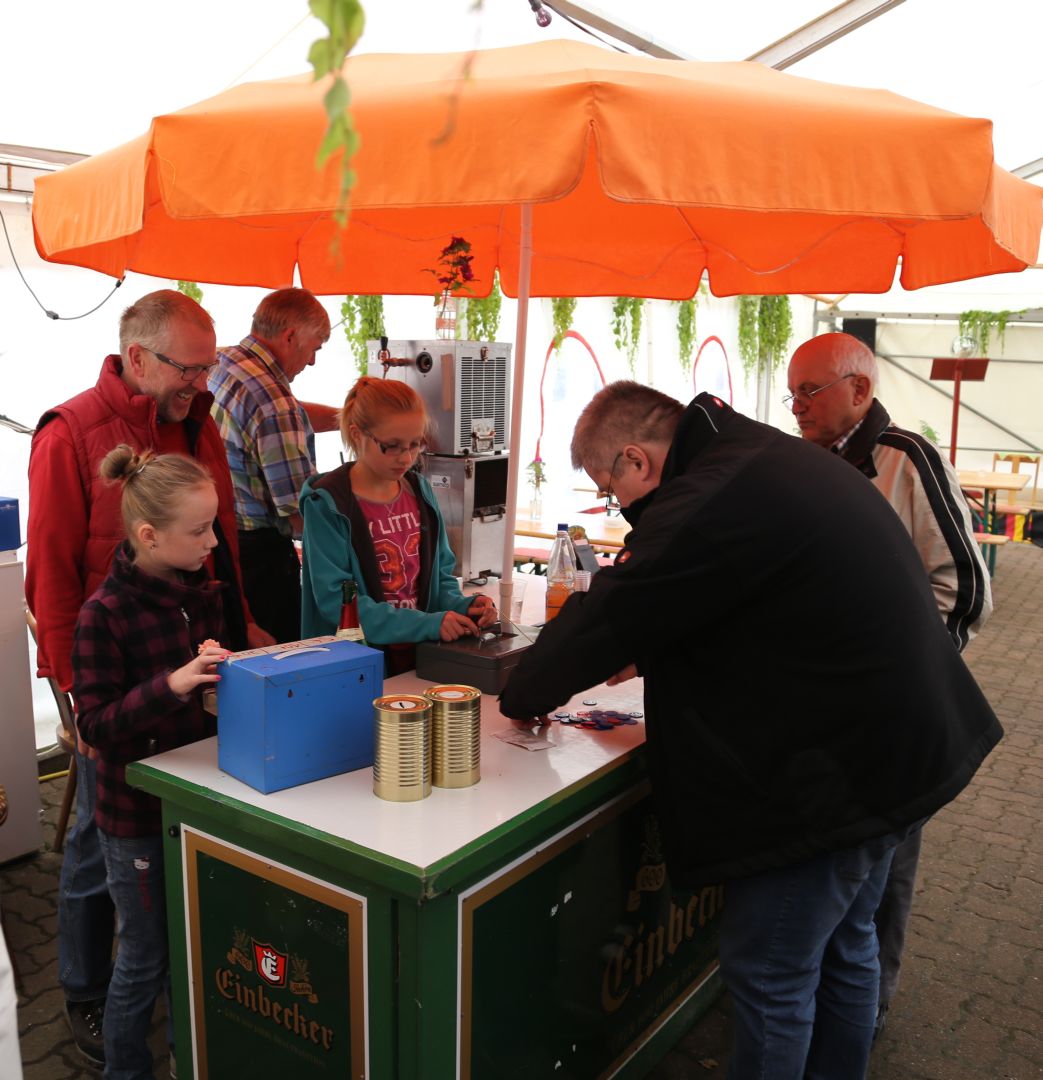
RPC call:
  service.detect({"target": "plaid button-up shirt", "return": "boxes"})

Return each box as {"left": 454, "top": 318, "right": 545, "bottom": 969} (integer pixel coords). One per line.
{"left": 210, "top": 336, "right": 316, "bottom": 535}
{"left": 73, "top": 542, "right": 225, "bottom": 837}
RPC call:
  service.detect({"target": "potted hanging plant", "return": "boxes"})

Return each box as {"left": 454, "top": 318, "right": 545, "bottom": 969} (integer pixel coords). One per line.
{"left": 957, "top": 309, "right": 1022, "bottom": 357}
{"left": 676, "top": 295, "right": 697, "bottom": 374}
{"left": 611, "top": 297, "right": 644, "bottom": 373}
{"left": 737, "top": 295, "right": 792, "bottom": 377}
{"left": 425, "top": 236, "right": 475, "bottom": 339}
{"left": 341, "top": 295, "right": 386, "bottom": 377}
{"left": 173, "top": 280, "right": 204, "bottom": 303}
{"left": 551, "top": 297, "right": 577, "bottom": 351}
{"left": 463, "top": 270, "right": 503, "bottom": 342}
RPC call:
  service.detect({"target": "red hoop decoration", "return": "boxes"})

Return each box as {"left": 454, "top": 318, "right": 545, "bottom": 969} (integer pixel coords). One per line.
{"left": 692, "top": 335, "right": 733, "bottom": 405}
{"left": 534, "top": 330, "right": 607, "bottom": 460}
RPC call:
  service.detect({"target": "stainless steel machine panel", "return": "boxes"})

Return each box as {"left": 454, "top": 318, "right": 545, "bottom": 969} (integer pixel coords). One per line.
{"left": 367, "top": 339, "right": 512, "bottom": 455}
{"left": 425, "top": 453, "right": 508, "bottom": 582}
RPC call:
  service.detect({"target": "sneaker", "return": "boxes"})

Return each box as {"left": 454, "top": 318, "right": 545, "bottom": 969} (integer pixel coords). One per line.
{"left": 64, "top": 998, "right": 105, "bottom": 1068}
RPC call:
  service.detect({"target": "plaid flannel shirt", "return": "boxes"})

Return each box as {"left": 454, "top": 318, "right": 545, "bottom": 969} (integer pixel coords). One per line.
{"left": 209, "top": 336, "right": 316, "bottom": 535}
{"left": 72, "top": 542, "right": 225, "bottom": 837}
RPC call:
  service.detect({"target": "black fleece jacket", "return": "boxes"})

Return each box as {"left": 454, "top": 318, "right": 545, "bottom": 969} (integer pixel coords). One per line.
{"left": 500, "top": 394, "right": 1002, "bottom": 885}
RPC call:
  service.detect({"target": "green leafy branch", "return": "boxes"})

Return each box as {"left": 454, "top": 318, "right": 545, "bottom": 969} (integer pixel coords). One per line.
{"left": 341, "top": 295, "right": 386, "bottom": 377}
{"left": 738, "top": 295, "right": 792, "bottom": 377}
{"left": 676, "top": 296, "right": 697, "bottom": 374}
{"left": 957, "top": 309, "right": 1023, "bottom": 357}
{"left": 173, "top": 280, "right": 203, "bottom": 304}
{"left": 611, "top": 297, "right": 644, "bottom": 374}
{"left": 309, "top": 0, "right": 366, "bottom": 226}
{"left": 463, "top": 271, "right": 503, "bottom": 341}
{"left": 527, "top": 457, "right": 547, "bottom": 490}
{"left": 551, "top": 297, "right": 577, "bottom": 352}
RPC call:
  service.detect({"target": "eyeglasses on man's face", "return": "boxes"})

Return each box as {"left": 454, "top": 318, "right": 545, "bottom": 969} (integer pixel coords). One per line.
{"left": 602, "top": 449, "right": 625, "bottom": 503}
{"left": 782, "top": 372, "right": 856, "bottom": 409}
{"left": 362, "top": 430, "right": 427, "bottom": 458}
{"left": 145, "top": 347, "right": 218, "bottom": 383}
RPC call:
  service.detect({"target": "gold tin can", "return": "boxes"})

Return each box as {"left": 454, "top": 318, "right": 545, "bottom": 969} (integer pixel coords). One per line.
{"left": 372, "top": 694, "right": 431, "bottom": 802}
{"left": 424, "top": 684, "right": 481, "bottom": 788}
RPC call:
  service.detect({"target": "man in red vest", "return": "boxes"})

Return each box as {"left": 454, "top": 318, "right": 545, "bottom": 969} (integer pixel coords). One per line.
{"left": 25, "top": 289, "right": 273, "bottom": 1067}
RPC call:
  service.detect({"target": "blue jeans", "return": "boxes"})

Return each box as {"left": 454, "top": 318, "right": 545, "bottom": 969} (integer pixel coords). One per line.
{"left": 719, "top": 833, "right": 900, "bottom": 1080}
{"left": 59, "top": 749, "right": 115, "bottom": 1003}
{"left": 98, "top": 831, "right": 171, "bottom": 1080}
{"left": 875, "top": 826, "right": 923, "bottom": 1006}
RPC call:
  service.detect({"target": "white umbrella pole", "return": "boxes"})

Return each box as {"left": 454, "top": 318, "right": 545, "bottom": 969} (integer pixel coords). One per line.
{"left": 499, "top": 204, "right": 533, "bottom": 624}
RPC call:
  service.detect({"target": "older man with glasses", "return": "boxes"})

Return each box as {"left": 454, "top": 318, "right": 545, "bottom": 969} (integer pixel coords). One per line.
{"left": 209, "top": 288, "right": 340, "bottom": 644}
{"left": 25, "top": 289, "right": 268, "bottom": 1069}
{"left": 787, "top": 331, "right": 992, "bottom": 1041}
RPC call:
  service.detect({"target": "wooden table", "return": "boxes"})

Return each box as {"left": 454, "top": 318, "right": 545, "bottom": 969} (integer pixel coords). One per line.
{"left": 957, "top": 470, "right": 1029, "bottom": 573}
{"left": 514, "top": 507, "right": 629, "bottom": 551}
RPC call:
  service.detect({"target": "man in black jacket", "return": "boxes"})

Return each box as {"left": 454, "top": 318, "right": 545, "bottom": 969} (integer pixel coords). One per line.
{"left": 500, "top": 382, "right": 1001, "bottom": 1079}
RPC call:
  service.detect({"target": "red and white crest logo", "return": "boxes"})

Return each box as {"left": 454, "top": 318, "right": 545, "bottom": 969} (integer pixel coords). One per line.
{"left": 252, "top": 941, "right": 287, "bottom": 987}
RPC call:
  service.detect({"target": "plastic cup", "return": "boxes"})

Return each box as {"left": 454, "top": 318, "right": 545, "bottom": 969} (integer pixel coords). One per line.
{"left": 510, "top": 576, "right": 528, "bottom": 624}
{"left": 574, "top": 570, "right": 592, "bottom": 593}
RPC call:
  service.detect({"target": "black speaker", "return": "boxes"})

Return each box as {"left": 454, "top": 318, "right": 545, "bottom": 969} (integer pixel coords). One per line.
{"left": 842, "top": 318, "right": 877, "bottom": 353}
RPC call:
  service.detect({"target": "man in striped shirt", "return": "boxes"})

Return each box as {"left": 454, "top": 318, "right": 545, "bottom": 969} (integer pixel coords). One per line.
{"left": 210, "top": 289, "right": 339, "bottom": 643}
{"left": 787, "top": 331, "right": 992, "bottom": 1040}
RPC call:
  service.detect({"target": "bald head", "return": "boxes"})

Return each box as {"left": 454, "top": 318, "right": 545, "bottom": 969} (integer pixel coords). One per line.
{"left": 786, "top": 333, "right": 877, "bottom": 448}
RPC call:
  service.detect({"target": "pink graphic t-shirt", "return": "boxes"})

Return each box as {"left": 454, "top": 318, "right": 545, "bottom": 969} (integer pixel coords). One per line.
{"left": 356, "top": 484, "right": 422, "bottom": 609}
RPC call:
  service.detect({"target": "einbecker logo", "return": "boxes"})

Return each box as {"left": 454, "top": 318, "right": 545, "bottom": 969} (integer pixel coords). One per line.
{"left": 253, "top": 941, "right": 288, "bottom": 987}
{"left": 216, "top": 930, "right": 331, "bottom": 1050}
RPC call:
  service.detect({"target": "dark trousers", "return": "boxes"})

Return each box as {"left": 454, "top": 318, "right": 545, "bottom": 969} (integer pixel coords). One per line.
{"left": 237, "top": 528, "right": 302, "bottom": 644}
{"left": 875, "top": 824, "right": 924, "bottom": 1005}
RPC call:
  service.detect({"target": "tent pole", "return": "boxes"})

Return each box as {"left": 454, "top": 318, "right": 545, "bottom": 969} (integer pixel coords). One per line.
{"left": 500, "top": 204, "right": 533, "bottom": 623}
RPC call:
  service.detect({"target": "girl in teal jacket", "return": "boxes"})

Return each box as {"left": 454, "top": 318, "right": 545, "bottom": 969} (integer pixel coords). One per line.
{"left": 300, "top": 377, "right": 496, "bottom": 672}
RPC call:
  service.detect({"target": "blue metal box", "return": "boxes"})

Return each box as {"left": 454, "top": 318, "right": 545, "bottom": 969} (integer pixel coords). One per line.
{"left": 216, "top": 636, "right": 384, "bottom": 794}
{"left": 0, "top": 497, "right": 21, "bottom": 552}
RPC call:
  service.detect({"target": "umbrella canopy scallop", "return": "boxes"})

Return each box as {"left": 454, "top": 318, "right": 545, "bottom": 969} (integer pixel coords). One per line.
{"left": 32, "top": 39, "right": 1041, "bottom": 298}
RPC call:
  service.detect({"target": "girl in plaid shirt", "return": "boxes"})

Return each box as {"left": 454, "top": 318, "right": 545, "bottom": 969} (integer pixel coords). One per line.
{"left": 72, "top": 445, "right": 230, "bottom": 1079}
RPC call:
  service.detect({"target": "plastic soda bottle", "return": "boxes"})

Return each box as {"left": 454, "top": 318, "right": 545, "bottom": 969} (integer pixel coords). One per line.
{"left": 335, "top": 578, "right": 366, "bottom": 644}
{"left": 544, "top": 524, "right": 576, "bottom": 622}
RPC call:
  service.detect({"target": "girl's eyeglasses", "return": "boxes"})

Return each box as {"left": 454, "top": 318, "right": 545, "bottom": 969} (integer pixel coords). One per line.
{"left": 362, "top": 430, "right": 427, "bottom": 457}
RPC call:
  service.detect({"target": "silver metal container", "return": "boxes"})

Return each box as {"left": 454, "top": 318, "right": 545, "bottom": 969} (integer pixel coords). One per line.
{"left": 366, "top": 339, "right": 512, "bottom": 455}
{"left": 372, "top": 694, "right": 431, "bottom": 802}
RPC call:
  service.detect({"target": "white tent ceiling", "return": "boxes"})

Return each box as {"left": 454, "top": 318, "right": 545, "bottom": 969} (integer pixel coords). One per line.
{"left": 3, "top": 0, "right": 1040, "bottom": 177}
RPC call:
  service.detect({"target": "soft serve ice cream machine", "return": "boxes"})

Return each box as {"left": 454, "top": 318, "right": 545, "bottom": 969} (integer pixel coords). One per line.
{"left": 367, "top": 338, "right": 512, "bottom": 581}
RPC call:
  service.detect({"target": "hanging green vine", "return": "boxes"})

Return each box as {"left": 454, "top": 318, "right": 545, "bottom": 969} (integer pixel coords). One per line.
{"left": 173, "top": 280, "right": 203, "bottom": 304}
{"left": 463, "top": 271, "right": 503, "bottom": 342}
{"left": 676, "top": 296, "right": 697, "bottom": 374}
{"left": 309, "top": 0, "right": 366, "bottom": 226}
{"left": 550, "top": 297, "right": 577, "bottom": 351}
{"left": 957, "top": 309, "right": 1022, "bottom": 357}
{"left": 611, "top": 297, "right": 644, "bottom": 373}
{"left": 341, "top": 294, "right": 386, "bottom": 377}
{"left": 737, "top": 296, "right": 760, "bottom": 374}
{"left": 738, "top": 295, "right": 793, "bottom": 377}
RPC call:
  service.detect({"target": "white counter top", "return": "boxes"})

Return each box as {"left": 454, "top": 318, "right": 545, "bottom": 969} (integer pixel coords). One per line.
{"left": 138, "top": 672, "right": 646, "bottom": 874}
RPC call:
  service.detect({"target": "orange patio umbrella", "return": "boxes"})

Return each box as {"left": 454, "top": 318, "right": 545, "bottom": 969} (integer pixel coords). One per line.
{"left": 31, "top": 39, "right": 1043, "bottom": 609}
{"left": 32, "top": 39, "right": 1041, "bottom": 297}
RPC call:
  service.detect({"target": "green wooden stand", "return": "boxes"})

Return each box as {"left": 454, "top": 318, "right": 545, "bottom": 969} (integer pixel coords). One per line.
{"left": 131, "top": 704, "right": 721, "bottom": 1078}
